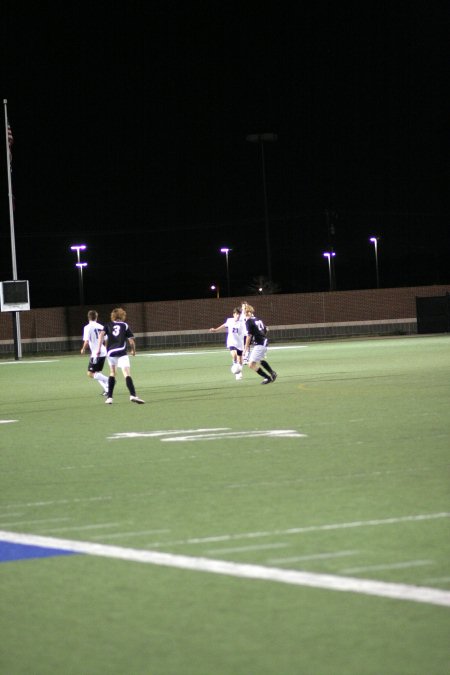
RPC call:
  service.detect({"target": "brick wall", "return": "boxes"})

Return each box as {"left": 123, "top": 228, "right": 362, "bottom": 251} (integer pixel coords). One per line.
{"left": 1, "top": 285, "right": 449, "bottom": 354}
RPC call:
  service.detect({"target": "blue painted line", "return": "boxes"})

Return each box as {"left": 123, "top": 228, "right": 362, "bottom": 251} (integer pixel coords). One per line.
{"left": 0, "top": 540, "right": 79, "bottom": 563}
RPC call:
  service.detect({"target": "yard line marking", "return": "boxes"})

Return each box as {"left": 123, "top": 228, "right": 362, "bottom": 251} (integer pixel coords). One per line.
{"left": 206, "top": 543, "right": 288, "bottom": 554}
{"left": 0, "top": 360, "right": 58, "bottom": 365}
{"left": 0, "top": 517, "right": 70, "bottom": 527}
{"left": 41, "top": 523, "right": 121, "bottom": 533}
{"left": 341, "top": 560, "right": 434, "bottom": 574}
{"left": 146, "top": 512, "right": 450, "bottom": 548}
{"left": 143, "top": 346, "right": 308, "bottom": 357}
{"left": 89, "top": 529, "right": 171, "bottom": 540}
{"left": 109, "top": 428, "right": 229, "bottom": 439}
{"left": 268, "top": 550, "right": 360, "bottom": 564}
{"left": 108, "top": 429, "right": 306, "bottom": 442}
{"left": 0, "top": 530, "right": 449, "bottom": 607}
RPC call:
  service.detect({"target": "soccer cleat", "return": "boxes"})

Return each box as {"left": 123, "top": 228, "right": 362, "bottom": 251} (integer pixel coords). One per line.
{"left": 235, "top": 373, "right": 242, "bottom": 380}
{"left": 261, "top": 378, "right": 272, "bottom": 385}
{"left": 102, "top": 391, "right": 108, "bottom": 396}
{"left": 271, "top": 371, "right": 278, "bottom": 382}
{"left": 130, "top": 396, "right": 145, "bottom": 404}
{"left": 105, "top": 398, "right": 113, "bottom": 404}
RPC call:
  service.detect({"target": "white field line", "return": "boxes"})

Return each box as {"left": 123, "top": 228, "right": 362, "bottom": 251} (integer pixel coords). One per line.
{"left": 41, "top": 523, "right": 121, "bottom": 534}
{"left": 143, "top": 346, "right": 308, "bottom": 357}
{"left": 268, "top": 550, "right": 360, "bottom": 564}
{"left": 341, "top": 560, "right": 434, "bottom": 574}
{"left": 0, "top": 420, "right": 18, "bottom": 424}
{"left": 108, "top": 429, "right": 306, "bottom": 442}
{"left": 145, "top": 512, "right": 450, "bottom": 548}
{"left": 91, "top": 529, "right": 171, "bottom": 540}
{"left": 0, "top": 530, "right": 449, "bottom": 608}
{"left": 0, "top": 360, "right": 58, "bottom": 365}
{"left": 0, "top": 517, "right": 70, "bottom": 527}
{"left": 206, "top": 543, "right": 288, "bottom": 554}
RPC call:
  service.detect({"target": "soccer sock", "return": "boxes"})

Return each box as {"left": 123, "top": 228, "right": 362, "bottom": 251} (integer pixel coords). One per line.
{"left": 256, "top": 367, "right": 268, "bottom": 378}
{"left": 125, "top": 376, "right": 136, "bottom": 397}
{"left": 94, "top": 372, "right": 108, "bottom": 389}
{"left": 261, "top": 360, "right": 273, "bottom": 375}
{"left": 108, "top": 376, "right": 116, "bottom": 397}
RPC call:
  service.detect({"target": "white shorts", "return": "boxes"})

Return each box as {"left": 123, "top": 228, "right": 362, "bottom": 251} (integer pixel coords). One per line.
{"left": 249, "top": 342, "right": 268, "bottom": 364}
{"left": 108, "top": 354, "right": 130, "bottom": 370}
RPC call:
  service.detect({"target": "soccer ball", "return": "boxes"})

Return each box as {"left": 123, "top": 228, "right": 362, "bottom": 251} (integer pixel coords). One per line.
{"left": 231, "top": 363, "right": 241, "bottom": 375}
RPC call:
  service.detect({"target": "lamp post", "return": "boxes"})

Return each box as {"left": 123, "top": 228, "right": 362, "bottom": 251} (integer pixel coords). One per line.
{"left": 323, "top": 251, "right": 336, "bottom": 291}
{"left": 246, "top": 132, "right": 277, "bottom": 282}
{"left": 210, "top": 284, "right": 220, "bottom": 299}
{"left": 220, "top": 247, "right": 231, "bottom": 296}
{"left": 70, "top": 244, "right": 87, "bottom": 305}
{"left": 369, "top": 237, "right": 380, "bottom": 288}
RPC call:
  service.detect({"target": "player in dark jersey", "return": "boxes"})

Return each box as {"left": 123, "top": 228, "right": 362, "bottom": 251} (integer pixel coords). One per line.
{"left": 96, "top": 307, "right": 145, "bottom": 404}
{"left": 243, "top": 303, "right": 277, "bottom": 384}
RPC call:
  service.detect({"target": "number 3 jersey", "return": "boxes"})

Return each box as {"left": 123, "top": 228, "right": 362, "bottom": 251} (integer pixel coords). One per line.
{"left": 102, "top": 321, "right": 134, "bottom": 357}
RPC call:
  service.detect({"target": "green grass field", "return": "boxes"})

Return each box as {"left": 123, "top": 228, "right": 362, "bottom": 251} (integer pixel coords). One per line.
{"left": 1, "top": 335, "right": 449, "bottom": 674}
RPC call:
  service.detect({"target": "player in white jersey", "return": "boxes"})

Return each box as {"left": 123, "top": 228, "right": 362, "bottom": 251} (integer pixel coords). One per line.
{"left": 80, "top": 310, "right": 109, "bottom": 394}
{"left": 209, "top": 307, "right": 247, "bottom": 379}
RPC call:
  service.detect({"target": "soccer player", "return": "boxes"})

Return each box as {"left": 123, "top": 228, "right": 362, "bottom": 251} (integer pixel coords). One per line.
{"left": 96, "top": 307, "right": 145, "bottom": 404}
{"left": 80, "top": 310, "right": 109, "bottom": 395}
{"left": 209, "top": 307, "right": 247, "bottom": 380}
{"left": 242, "top": 303, "right": 277, "bottom": 384}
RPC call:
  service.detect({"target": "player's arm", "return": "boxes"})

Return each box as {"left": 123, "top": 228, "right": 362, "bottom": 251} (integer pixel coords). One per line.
{"left": 128, "top": 337, "right": 136, "bottom": 356}
{"left": 209, "top": 323, "right": 226, "bottom": 332}
{"left": 96, "top": 330, "right": 106, "bottom": 356}
{"left": 80, "top": 339, "right": 89, "bottom": 354}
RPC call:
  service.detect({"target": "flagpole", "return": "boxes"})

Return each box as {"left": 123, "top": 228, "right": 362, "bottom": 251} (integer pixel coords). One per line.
{"left": 3, "top": 99, "right": 22, "bottom": 359}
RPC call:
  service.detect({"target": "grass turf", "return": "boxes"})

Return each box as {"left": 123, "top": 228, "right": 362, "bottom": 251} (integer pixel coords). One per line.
{"left": 0, "top": 335, "right": 449, "bottom": 674}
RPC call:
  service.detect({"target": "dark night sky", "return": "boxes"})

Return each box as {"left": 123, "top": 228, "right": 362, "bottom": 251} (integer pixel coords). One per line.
{"left": 1, "top": 1, "right": 448, "bottom": 308}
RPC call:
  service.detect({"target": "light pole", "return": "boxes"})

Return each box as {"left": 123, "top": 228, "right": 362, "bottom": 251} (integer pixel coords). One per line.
{"left": 70, "top": 244, "right": 87, "bottom": 305}
{"left": 369, "top": 237, "right": 380, "bottom": 288}
{"left": 220, "top": 247, "right": 231, "bottom": 296}
{"left": 210, "top": 284, "right": 220, "bottom": 299}
{"left": 246, "top": 132, "right": 277, "bottom": 282}
{"left": 323, "top": 251, "right": 336, "bottom": 291}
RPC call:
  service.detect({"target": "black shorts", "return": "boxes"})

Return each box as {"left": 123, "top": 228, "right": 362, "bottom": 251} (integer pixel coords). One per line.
{"left": 88, "top": 356, "right": 106, "bottom": 373}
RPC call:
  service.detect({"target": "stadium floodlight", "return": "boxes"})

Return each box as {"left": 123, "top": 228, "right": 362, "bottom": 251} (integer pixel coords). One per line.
{"left": 323, "top": 251, "right": 336, "bottom": 291}
{"left": 369, "top": 237, "right": 380, "bottom": 288}
{"left": 70, "top": 244, "right": 87, "bottom": 305}
{"left": 220, "top": 248, "right": 232, "bottom": 297}
{"left": 210, "top": 284, "right": 220, "bottom": 299}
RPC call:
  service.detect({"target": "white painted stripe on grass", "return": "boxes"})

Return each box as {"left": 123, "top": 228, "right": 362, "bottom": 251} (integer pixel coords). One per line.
{"left": 147, "top": 512, "right": 450, "bottom": 547}
{"left": 41, "top": 523, "right": 121, "bottom": 534}
{"left": 268, "top": 550, "right": 360, "bottom": 564}
{"left": 341, "top": 560, "right": 434, "bottom": 574}
{"left": 143, "top": 346, "right": 308, "bottom": 357}
{"left": 0, "top": 517, "right": 70, "bottom": 527}
{"left": 0, "top": 420, "right": 18, "bottom": 424}
{"left": 206, "top": 543, "right": 288, "bottom": 554}
{"left": 90, "top": 529, "right": 171, "bottom": 540}
{"left": 0, "top": 360, "right": 58, "bottom": 365}
{"left": 0, "top": 530, "right": 449, "bottom": 607}
{"left": 108, "top": 429, "right": 306, "bottom": 442}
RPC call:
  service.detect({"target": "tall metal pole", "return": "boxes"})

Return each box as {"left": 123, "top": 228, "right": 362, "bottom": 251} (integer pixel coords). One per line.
{"left": 260, "top": 140, "right": 272, "bottom": 283}
{"left": 3, "top": 99, "right": 22, "bottom": 359}
{"left": 246, "top": 133, "right": 277, "bottom": 283}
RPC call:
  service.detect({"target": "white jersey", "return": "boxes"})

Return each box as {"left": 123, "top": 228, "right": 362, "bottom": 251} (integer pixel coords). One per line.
{"left": 83, "top": 320, "right": 107, "bottom": 356}
{"left": 225, "top": 316, "right": 246, "bottom": 350}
